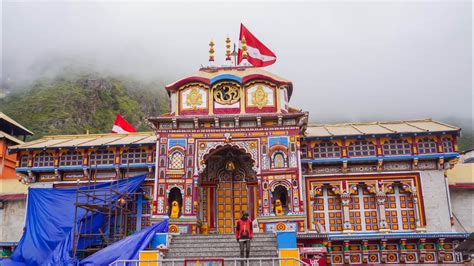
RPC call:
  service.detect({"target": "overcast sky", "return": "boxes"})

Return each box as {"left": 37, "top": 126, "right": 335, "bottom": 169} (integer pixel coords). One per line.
{"left": 1, "top": 1, "right": 472, "bottom": 127}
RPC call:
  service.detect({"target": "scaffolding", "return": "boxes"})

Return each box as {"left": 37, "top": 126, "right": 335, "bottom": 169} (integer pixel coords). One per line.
{"left": 71, "top": 164, "right": 138, "bottom": 259}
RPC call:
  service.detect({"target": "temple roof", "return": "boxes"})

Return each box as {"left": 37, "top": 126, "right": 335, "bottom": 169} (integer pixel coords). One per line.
{"left": 305, "top": 119, "right": 460, "bottom": 138}
{"left": 0, "top": 131, "right": 24, "bottom": 145}
{"left": 165, "top": 67, "right": 293, "bottom": 98}
{"left": 0, "top": 112, "right": 34, "bottom": 137}
{"left": 9, "top": 132, "right": 155, "bottom": 152}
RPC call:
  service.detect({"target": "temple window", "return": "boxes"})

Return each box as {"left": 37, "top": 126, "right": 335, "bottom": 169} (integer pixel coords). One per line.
{"left": 300, "top": 144, "right": 308, "bottom": 158}
{"left": 90, "top": 149, "right": 115, "bottom": 166}
{"left": 60, "top": 151, "right": 83, "bottom": 166}
{"left": 417, "top": 138, "right": 438, "bottom": 154}
{"left": 169, "top": 150, "right": 185, "bottom": 169}
{"left": 312, "top": 187, "right": 343, "bottom": 233}
{"left": 121, "top": 148, "right": 147, "bottom": 165}
{"left": 20, "top": 155, "right": 29, "bottom": 167}
{"left": 442, "top": 137, "right": 454, "bottom": 153}
{"left": 349, "top": 186, "right": 378, "bottom": 231}
{"left": 385, "top": 185, "right": 416, "bottom": 231}
{"left": 347, "top": 140, "right": 376, "bottom": 157}
{"left": 33, "top": 151, "right": 54, "bottom": 167}
{"left": 271, "top": 151, "right": 287, "bottom": 168}
{"left": 313, "top": 141, "right": 341, "bottom": 159}
{"left": 383, "top": 139, "right": 411, "bottom": 156}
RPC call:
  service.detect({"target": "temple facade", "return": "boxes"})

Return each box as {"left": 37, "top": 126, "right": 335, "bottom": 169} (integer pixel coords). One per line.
{"left": 9, "top": 66, "right": 469, "bottom": 264}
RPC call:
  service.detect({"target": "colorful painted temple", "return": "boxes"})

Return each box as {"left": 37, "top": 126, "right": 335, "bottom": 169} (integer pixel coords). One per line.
{"left": 9, "top": 62, "right": 469, "bottom": 263}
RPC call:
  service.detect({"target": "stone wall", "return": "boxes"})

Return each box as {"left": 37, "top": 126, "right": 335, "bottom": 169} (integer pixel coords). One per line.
{"left": 0, "top": 199, "right": 26, "bottom": 242}
{"left": 419, "top": 170, "right": 453, "bottom": 232}
{"left": 450, "top": 188, "right": 474, "bottom": 233}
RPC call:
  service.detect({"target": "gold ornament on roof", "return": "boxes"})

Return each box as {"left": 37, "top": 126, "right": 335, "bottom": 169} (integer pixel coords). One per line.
{"left": 209, "top": 39, "right": 215, "bottom": 62}
{"left": 241, "top": 36, "right": 248, "bottom": 59}
{"left": 214, "top": 84, "right": 240, "bottom": 105}
{"left": 252, "top": 85, "right": 269, "bottom": 109}
{"left": 186, "top": 87, "right": 203, "bottom": 109}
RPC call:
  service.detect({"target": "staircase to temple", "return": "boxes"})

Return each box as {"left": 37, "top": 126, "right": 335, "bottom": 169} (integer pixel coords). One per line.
{"left": 164, "top": 233, "right": 278, "bottom": 260}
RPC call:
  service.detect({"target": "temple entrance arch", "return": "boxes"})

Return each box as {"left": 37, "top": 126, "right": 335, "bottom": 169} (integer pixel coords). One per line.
{"left": 198, "top": 145, "right": 258, "bottom": 234}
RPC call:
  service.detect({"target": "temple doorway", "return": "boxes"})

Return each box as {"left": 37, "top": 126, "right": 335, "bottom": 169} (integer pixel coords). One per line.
{"left": 198, "top": 145, "right": 257, "bottom": 234}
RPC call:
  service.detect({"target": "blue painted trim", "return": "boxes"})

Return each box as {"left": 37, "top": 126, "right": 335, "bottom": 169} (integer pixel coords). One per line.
{"left": 58, "top": 166, "right": 84, "bottom": 170}
{"left": 118, "top": 164, "right": 150, "bottom": 168}
{"left": 210, "top": 74, "right": 242, "bottom": 84}
{"left": 301, "top": 153, "right": 459, "bottom": 165}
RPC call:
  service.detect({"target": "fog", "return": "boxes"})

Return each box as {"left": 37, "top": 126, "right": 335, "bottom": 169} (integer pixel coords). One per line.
{"left": 1, "top": 1, "right": 472, "bottom": 128}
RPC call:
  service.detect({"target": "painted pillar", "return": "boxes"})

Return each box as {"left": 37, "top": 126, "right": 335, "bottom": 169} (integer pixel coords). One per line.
{"left": 341, "top": 191, "right": 352, "bottom": 233}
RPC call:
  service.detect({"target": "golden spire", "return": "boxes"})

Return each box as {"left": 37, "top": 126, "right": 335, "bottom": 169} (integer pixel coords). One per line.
{"left": 209, "top": 39, "right": 215, "bottom": 62}
{"left": 241, "top": 36, "right": 248, "bottom": 59}
{"left": 225, "top": 36, "right": 231, "bottom": 61}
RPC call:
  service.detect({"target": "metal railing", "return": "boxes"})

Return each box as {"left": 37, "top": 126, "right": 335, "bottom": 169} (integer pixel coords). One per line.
{"left": 109, "top": 257, "right": 310, "bottom": 266}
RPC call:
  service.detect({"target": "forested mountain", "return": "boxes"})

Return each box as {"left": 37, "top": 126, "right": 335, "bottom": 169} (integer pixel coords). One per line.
{"left": 0, "top": 73, "right": 169, "bottom": 140}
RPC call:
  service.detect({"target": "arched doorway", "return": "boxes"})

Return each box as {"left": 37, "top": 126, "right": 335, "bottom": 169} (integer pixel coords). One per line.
{"left": 199, "top": 145, "right": 257, "bottom": 234}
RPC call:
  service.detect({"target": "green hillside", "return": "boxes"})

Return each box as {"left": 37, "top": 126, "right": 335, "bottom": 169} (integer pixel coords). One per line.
{"left": 0, "top": 73, "right": 169, "bottom": 140}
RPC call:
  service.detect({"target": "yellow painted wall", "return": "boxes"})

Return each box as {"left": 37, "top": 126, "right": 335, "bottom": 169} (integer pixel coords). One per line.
{"left": 138, "top": 250, "right": 159, "bottom": 266}
{"left": 447, "top": 164, "right": 474, "bottom": 185}
{"left": 279, "top": 249, "right": 300, "bottom": 266}
{"left": 0, "top": 179, "right": 28, "bottom": 194}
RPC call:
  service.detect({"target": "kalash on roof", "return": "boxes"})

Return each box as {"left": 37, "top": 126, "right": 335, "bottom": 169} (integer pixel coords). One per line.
{"left": 151, "top": 36, "right": 303, "bottom": 122}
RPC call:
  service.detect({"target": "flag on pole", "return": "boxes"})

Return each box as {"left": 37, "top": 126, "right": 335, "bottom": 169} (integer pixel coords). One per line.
{"left": 112, "top": 114, "right": 137, "bottom": 133}
{"left": 238, "top": 23, "right": 277, "bottom": 67}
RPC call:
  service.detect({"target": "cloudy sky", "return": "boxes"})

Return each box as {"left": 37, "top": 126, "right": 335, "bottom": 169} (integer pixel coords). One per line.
{"left": 1, "top": 1, "right": 472, "bottom": 127}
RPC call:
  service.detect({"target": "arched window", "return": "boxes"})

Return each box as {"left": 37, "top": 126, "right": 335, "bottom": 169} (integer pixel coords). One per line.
{"left": 60, "top": 151, "right": 83, "bottom": 166}
{"left": 417, "top": 138, "right": 437, "bottom": 154}
{"left": 271, "top": 151, "right": 287, "bottom": 168}
{"left": 169, "top": 150, "right": 184, "bottom": 169}
{"left": 168, "top": 187, "right": 182, "bottom": 218}
{"left": 19, "top": 155, "right": 29, "bottom": 168}
{"left": 121, "top": 148, "right": 147, "bottom": 165}
{"left": 272, "top": 185, "right": 289, "bottom": 215}
{"left": 90, "top": 149, "right": 115, "bottom": 166}
{"left": 33, "top": 151, "right": 54, "bottom": 167}
{"left": 313, "top": 141, "right": 341, "bottom": 158}
{"left": 383, "top": 139, "right": 411, "bottom": 156}
{"left": 347, "top": 140, "right": 376, "bottom": 157}
{"left": 442, "top": 137, "right": 454, "bottom": 153}
{"left": 385, "top": 185, "right": 416, "bottom": 231}
{"left": 349, "top": 186, "right": 378, "bottom": 231}
{"left": 312, "top": 187, "right": 343, "bottom": 233}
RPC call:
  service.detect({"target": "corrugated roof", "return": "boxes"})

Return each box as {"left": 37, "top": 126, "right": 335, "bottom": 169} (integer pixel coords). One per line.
{"left": 306, "top": 119, "right": 459, "bottom": 138}
{"left": 0, "top": 112, "right": 34, "bottom": 136}
{"left": 10, "top": 132, "right": 156, "bottom": 151}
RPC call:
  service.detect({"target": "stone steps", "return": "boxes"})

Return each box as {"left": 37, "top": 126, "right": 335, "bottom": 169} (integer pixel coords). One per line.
{"left": 164, "top": 233, "right": 278, "bottom": 260}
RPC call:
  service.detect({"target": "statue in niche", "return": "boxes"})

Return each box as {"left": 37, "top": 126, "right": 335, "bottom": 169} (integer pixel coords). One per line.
{"left": 170, "top": 200, "right": 180, "bottom": 218}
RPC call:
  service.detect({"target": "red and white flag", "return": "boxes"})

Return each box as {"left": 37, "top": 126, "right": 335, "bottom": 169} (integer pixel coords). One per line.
{"left": 238, "top": 23, "right": 277, "bottom": 67}
{"left": 112, "top": 114, "right": 136, "bottom": 133}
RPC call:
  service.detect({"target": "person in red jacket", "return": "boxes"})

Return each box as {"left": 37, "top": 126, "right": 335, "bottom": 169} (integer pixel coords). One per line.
{"left": 235, "top": 211, "right": 253, "bottom": 258}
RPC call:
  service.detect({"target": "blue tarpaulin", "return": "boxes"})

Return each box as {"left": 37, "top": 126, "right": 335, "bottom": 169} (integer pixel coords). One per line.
{"left": 80, "top": 220, "right": 169, "bottom": 266}
{"left": 1, "top": 174, "right": 146, "bottom": 266}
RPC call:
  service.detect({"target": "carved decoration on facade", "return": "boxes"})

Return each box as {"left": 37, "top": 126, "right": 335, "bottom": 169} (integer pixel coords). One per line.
{"left": 251, "top": 85, "right": 268, "bottom": 109}
{"left": 185, "top": 87, "right": 203, "bottom": 109}
{"left": 213, "top": 82, "right": 240, "bottom": 105}
{"left": 197, "top": 141, "right": 259, "bottom": 173}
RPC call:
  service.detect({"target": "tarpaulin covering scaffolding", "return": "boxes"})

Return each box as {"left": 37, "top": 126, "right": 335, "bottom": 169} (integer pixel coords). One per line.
{"left": 80, "top": 220, "right": 169, "bottom": 266}
{"left": 1, "top": 174, "right": 146, "bottom": 266}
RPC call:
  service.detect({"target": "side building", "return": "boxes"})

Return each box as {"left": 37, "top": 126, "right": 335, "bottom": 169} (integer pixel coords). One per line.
{"left": 0, "top": 112, "right": 32, "bottom": 256}
{"left": 9, "top": 132, "right": 156, "bottom": 232}
{"left": 299, "top": 119, "right": 467, "bottom": 264}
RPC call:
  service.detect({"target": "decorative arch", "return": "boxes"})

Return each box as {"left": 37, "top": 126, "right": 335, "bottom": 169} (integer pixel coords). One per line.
{"left": 168, "top": 148, "right": 185, "bottom": 170}
{"left": 197, "top": 141, "right": 259, "bottom": 173}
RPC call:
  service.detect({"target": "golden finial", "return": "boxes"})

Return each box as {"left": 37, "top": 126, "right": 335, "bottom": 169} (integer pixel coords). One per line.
{"left": 241, "top": 36, "right": 248, "bottom": 59}
{"left": 209, "top": 39, "right": 215, "bottom": 62}
{"left": 225, "top": 36, "right": 231, "bottom": 61}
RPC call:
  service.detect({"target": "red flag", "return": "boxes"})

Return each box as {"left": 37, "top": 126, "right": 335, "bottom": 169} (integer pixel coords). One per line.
{"left": 238, "top": 23, "right": 277, "bottom": 67}
{"left": 112, "top": 114, "right": 136, "bottom": 133}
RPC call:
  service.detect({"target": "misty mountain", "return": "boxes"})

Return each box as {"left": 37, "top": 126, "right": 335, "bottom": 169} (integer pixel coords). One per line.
{"left": 0, "top": 73, "right": 169, "bottom": 140}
